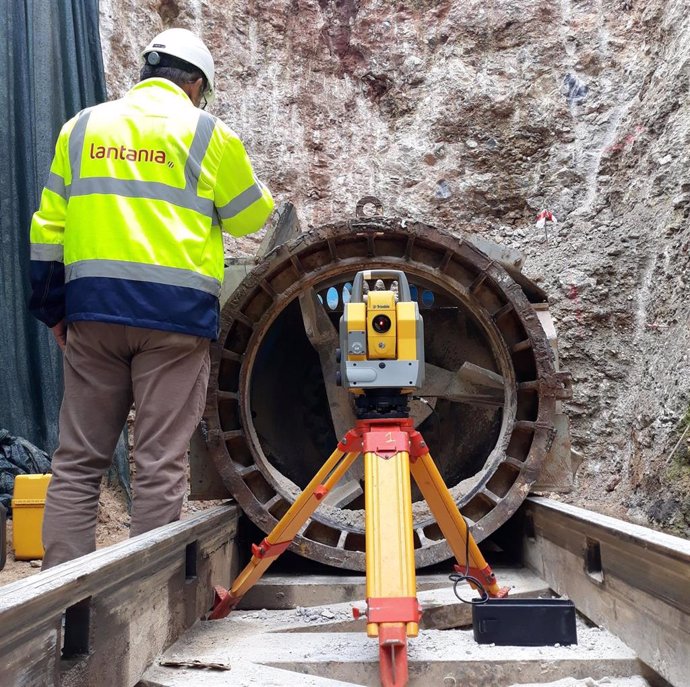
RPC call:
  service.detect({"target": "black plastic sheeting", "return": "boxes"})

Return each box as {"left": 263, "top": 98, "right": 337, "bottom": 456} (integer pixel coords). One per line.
{"left": 0, "top": 429, "right": 51, "bottom": 514}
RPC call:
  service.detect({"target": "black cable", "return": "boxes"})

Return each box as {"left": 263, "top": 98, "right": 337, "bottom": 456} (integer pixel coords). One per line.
{"left": 412, "top": 395, "right": 439, "bottom": 427}
{"left": 449, "top": 571, "right": 489, "bottom": 605}
{"left": 411, "top": 397, "right": 489, "bottom": 604}
{"left": 448, "top": 514, "right": 489, "bottom": 605}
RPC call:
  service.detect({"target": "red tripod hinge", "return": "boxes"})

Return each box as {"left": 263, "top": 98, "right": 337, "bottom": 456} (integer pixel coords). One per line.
{"left": 337, "top": 427, "right": 363, "bottom": 453}
{"left": 252, "top": 537, "right": 292, "bottom": 560}
{"left": 408, "top": 430, "right": 429, "bottom": 460}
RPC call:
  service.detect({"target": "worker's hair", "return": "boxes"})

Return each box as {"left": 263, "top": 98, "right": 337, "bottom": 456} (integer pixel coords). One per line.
{"left": 140, "top": 53, "right": 207, "bottom": 92}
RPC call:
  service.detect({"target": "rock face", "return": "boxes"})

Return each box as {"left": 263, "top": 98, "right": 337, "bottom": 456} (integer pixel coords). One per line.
{"left": 99, "top": 0, "right": 690, "bottom": 535}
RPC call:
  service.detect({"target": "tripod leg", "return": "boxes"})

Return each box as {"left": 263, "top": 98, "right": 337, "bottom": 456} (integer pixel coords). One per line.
{"left": 363, "top": 430, "right": 421, "bottom": 687}
{"left": 409, "top": 449, "right": 508, "bottom": 598}
{"left": 208, "top": 446, "right": 360, "bottom": 619}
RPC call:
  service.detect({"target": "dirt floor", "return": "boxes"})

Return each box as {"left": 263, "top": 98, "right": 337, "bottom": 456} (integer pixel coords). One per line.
{"left": 0, "top": 480, "right": 127, "bottom": 584}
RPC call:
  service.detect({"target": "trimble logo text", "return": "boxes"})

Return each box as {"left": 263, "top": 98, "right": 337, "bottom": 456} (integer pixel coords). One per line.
{"left": 89, "top": 143, "right": 170, "bottom": 165}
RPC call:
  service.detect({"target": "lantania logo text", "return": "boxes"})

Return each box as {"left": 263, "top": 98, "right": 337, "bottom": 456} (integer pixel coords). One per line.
{"left": 89, "top": 142, "right": 170, "bottom": 165}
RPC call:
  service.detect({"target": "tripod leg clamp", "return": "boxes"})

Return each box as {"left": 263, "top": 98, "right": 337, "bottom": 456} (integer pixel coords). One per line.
{"left": 365, "top": 597, "right": 423, "bottom": 624}
{"left": 455, "top": 563, "right": 510, "bottom": 598}
{"left": 252, "top": 537, "right": 292, "bottom": 560}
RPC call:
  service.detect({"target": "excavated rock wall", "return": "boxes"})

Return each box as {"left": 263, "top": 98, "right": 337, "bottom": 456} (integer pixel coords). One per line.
{"left": 99, "top": 0, "right": 690, "bottom": 535}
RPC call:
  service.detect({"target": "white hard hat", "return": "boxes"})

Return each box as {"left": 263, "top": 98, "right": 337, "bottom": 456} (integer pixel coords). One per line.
{"left": 142, "top": 28, "right": 215, "bottom": 104}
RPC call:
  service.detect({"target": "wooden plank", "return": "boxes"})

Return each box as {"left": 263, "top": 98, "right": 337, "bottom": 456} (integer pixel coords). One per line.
{"left": 525, "top": 497, "right": 690, "bottom": 613}
{"left": 526, "top": 497, "right": 690, "bottom": 560}
{"left": 0, "top": 504, "right": 238, "bottom": 617}
{"left": 0, "top": 504, "right": 240, "bottom": 687}
{"left": 523, "top": 497, "right": 690, "bottom": 687}
{"left": 0, "top": 619, "right": 59, "bottom": 687}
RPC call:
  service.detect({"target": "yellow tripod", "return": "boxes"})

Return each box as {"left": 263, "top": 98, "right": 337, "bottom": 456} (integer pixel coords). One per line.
{"left": 209, "top": 416, "right": 508, "bottom": 686}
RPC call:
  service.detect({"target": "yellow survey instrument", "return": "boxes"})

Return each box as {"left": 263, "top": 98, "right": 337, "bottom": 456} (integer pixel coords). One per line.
{"left": 208, "top": 270, "right": 508, "bottom": 687}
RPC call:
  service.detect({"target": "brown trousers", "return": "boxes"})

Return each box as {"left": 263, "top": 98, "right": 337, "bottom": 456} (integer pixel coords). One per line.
{"left": 42, "top": 321, "right": 210, "bottom": 569}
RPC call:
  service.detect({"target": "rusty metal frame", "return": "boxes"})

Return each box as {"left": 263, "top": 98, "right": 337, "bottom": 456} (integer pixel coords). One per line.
{"left": 204, "top": 219, "right": 570, "bottom": 570}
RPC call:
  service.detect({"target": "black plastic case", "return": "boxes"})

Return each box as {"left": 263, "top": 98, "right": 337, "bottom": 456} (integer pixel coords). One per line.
{"left": 472, "top": 598, "right": 577, "bottom": 646}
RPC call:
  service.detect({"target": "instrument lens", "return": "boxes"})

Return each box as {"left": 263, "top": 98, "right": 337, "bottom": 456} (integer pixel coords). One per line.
{"left": 372, "top": 315, "right": 392, "bottom": 333}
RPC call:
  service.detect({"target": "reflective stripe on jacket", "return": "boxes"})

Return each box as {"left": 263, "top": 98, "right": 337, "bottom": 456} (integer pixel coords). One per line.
{"left": 29, "top": 78, "right": 274, "bottom": 339}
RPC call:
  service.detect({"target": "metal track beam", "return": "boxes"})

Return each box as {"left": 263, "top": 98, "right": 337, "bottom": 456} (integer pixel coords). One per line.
{"left": 522, "top": 497, "right": 690, "bottom": 687}
{"left": 0, "top": 504, "right": 239, "bottom": 687}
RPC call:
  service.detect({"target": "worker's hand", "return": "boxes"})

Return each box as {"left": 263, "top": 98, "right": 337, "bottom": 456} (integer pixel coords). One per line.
{"left": 51, "top": 320, "right": 67, "bottom": 351}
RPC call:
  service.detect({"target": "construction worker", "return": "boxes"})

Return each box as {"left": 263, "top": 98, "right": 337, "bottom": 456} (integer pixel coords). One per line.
{"left": 28, "top": 29, "right": 274, "bottom": 568}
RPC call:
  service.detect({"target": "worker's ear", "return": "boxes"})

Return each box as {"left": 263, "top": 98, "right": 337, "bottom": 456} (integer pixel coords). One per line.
{"left": 182, "top": 78, "right": 205, "bottom": 108}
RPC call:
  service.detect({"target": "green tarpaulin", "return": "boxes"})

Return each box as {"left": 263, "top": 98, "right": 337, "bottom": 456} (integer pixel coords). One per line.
{"left": 0, "top": 0, "right": 106, "bottom": 452}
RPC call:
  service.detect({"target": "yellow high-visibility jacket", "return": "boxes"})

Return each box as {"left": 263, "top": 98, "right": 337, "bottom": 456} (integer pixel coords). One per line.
{"left": 29, "top": 78, "right": 274, "bottom": 339}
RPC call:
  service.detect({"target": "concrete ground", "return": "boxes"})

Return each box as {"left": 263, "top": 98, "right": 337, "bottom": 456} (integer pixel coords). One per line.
{"left": 139, "top": 570, "right": 651, "bottom": 687}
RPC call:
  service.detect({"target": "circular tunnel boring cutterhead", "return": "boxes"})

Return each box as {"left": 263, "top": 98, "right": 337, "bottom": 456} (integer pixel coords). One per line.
{"left": 205, "top": 219, "right": 564, "bottom": 571}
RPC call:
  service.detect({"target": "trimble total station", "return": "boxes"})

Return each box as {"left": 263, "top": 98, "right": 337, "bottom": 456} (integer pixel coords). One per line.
{"left": 337, "top": 271, "right": 425, "bottom": 421}
{"left": 210, "top": 269, "right": 508, "bottom": 687}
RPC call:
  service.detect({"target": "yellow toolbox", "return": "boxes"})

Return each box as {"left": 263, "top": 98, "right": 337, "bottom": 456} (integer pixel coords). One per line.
{"left": 11, "top": 474, "right": 52, "bottom": 560}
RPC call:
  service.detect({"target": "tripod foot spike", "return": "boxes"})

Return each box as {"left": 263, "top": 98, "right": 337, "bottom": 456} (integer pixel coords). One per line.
{"left": 206, "top": 585, "right": 241, "bottom": 620}
{"left": 378, "top": 626, "right": 408, "bottom": 687}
